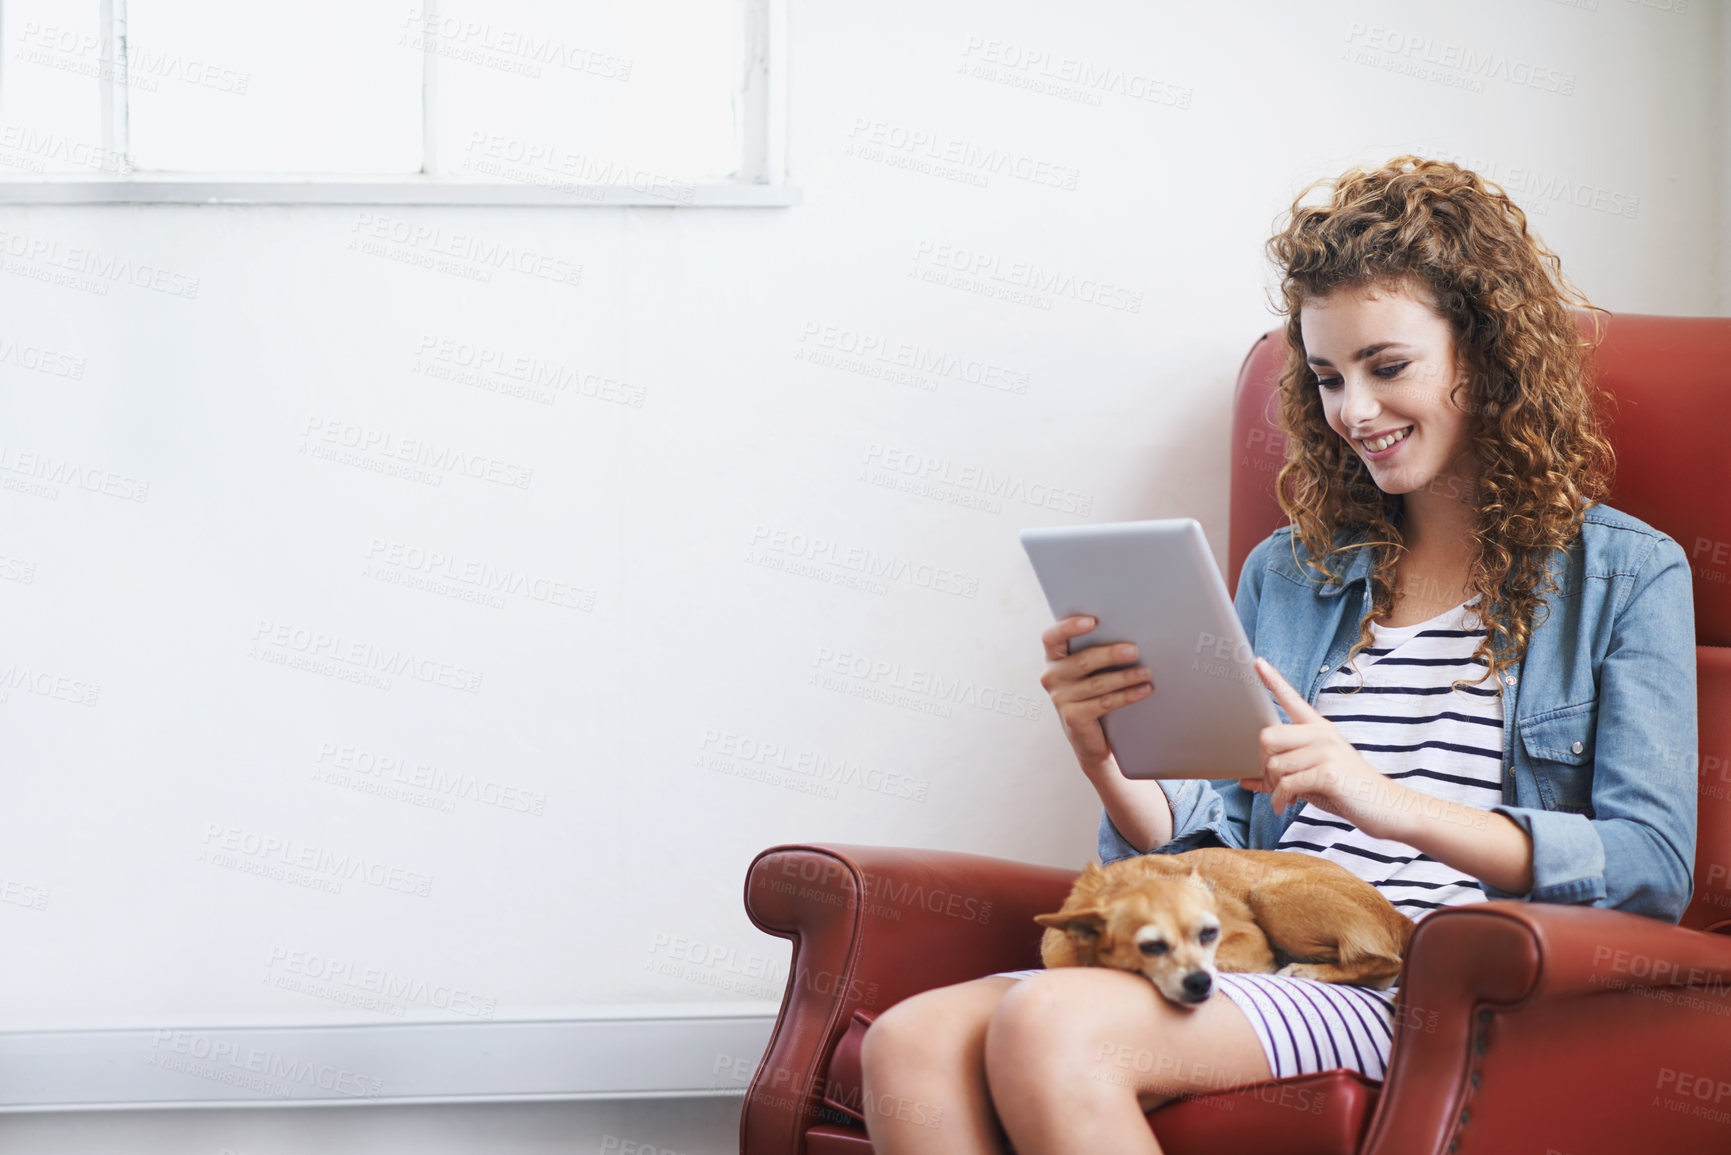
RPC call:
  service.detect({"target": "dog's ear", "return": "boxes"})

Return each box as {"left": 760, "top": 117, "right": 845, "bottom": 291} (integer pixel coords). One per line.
{"left": 1034, "top": 908, "right": 1107, "bottom": 940}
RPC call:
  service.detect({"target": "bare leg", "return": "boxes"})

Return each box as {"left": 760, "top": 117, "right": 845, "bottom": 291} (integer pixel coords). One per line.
{"left": 860, "top": 976, "right": 1017, "bottom": 1154}
{"left": 983, "top": 967, "right": 1273, "bottom": 1154}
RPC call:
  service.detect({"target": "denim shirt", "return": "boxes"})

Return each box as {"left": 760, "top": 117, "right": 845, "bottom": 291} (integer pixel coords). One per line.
{"left": 1099, "top": 502, "right": 1700, "bottom": 924}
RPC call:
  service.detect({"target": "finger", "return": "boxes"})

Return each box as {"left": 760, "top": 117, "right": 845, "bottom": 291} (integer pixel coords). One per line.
{"left": 1270, "top": 768, "right": 1319, "bottom": 815}
{"left": 1046, "top": 641, "right": 1144, "bottom": 693}
{"left": 1255, "top": 657, "right": 1325, "bottom": 724}
{"left": 1261, "top": 745, "right": 1323, "bottom": 779}
{"left": 1074, "top": 665, "right": 1154, "bottom": 703}
{"left": 1274, "top": 765, "right": 1346, "bottom": 815}
{"left": 1259, "top": 723, "right": 1322, "bottom": 755}
{"left": 1237, "top": 776, "right": 1268, "bottom": 793}
{"left": 1081, "top": 681, "right": 1154, "bottom": 717}
{"left": 1041, "top": 615, "right": 1097, "bottom": 663}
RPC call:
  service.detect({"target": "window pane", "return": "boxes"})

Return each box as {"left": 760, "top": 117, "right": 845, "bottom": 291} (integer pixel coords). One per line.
{"left": 428, "top": 0, "right": 740, "bottom": 193}
{"left": 0, "top": 0, "right": 115, "bottom": 175}
{"left": 126, "top": 0, "right": 422, "bottom": 174}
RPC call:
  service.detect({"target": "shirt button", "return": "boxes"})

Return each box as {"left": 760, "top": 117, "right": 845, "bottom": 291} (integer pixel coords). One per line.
{"left": 1571, "top": 740, "right": 1584, "bottom": 754}
{"left": 1504, "top": 674, "right": 1518, "bottom": 686}
{"left": 1319, "top": 664, "right": 1330, "bottom": 673}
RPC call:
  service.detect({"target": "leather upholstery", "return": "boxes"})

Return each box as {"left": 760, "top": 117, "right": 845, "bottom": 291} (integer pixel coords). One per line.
{"left": 1683, "top": 647, "right": 1731, "bottom": 930}
{"left": 802, "top": 1071, "right": 1382, "bottom": 1155}
{"left": 820, "top": 1010, "right": 873, "bottom": 1124}
{"left": 741, "top": 312, "right": 1731, "bottom": 1155}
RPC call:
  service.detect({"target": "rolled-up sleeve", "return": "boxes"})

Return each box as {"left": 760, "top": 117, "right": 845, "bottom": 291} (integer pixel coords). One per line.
{"left": 1096, "top": 533, "right": 1272, "bottom": 863}
{"left": 1485, "top": 534, "right": 1698, "bottom": 922}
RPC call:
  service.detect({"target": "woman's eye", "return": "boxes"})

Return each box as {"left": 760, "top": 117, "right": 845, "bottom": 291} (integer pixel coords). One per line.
{"left": 1315, "top": 376, "right": 1342, "bottom": 391}
{"left": 1373, "top": 361, "right": 1410, "bottom": 379}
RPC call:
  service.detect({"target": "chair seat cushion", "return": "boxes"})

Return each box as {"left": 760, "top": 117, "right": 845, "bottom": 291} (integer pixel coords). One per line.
{"left": 816, "top": 1008, "right": 1379, "bottom": 1155}
{"left": 803, "top": 1125, "right": 875, "bottom": 1154}
{"left": 820, "top": 1009, "right": 875, "bottom": 1122}
{"left": 1146, "top": 1069, "right": 1381, "bottom": 1155}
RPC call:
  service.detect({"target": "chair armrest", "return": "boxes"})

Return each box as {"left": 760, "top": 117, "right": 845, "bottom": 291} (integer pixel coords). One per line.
{"left": 1362, "top": 900, "right": 1731, "bottom": 1155}
{"left": 739, "top": 842, "right": 1078, "bottom": 1155}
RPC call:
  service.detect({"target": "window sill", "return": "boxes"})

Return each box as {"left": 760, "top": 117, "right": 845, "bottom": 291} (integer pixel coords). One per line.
{"left": 0, "top": 177, "right": 802, "bottom": 207}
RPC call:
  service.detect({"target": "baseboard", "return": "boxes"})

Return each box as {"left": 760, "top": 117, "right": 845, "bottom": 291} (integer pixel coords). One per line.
{"left": 0, "top": 1005, "right": 779, "bottom": 1111}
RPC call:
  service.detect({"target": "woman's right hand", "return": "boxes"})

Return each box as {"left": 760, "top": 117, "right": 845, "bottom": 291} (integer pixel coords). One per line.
{"left": 1039, "top": 615, "right": 1154, "bottom": 775}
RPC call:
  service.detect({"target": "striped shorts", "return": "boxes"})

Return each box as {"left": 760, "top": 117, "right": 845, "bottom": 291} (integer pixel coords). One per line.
{"left": 989, "top": 968, "right": 1396, "bottom": 1082}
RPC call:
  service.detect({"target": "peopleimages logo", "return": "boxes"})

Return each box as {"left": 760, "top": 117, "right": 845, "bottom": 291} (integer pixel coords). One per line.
{"left": 0, "top": 124, "right": 130, "bottom": 176}
{"left": 201, "top": 823, "right": 435, "bottom": 898}
{"left": 251, "top": 618, "right": 484, "bottom": 695}
{"left": 845, "top": 117, "right": 1081, "bottom": 191}
{"left": 0, "top": 333, "right": 85, "bottom": 378}
{"left": 301, "top": 416, "right": 534, "bottom": 491}
{"left": 0, "top": 661, "right": 100, "bottom": 707}
{"left": 957, "top": 36, "right": 1193, "bottom": 109}
{"left": 0, "top": 227, "right": 200, "bottom": 297}
{"left": 909, "top": 240, "right": 1143, "bottom": 314}
{"left": 314, "top": 741, "right": 548, "bottom": 816}
{"left": 347, "top": 213, "right": 584, "bottom": 288}
{"left": 414, "top": 335, "right": 644, "bottom": 408}
{"left": 809, "top": 645, "right": 1045, "bottom": 721}
{"left": 797, "top": 322, "right": 1029, "bottom": 395}
{"left": 862, "top": 443, "right": 1090, "bottom": 515}
{"left": 365, "top": 537, "right": 596, "bottom": 612}
{"left": 265, "top": 946, "right": 498, "bottom": 1018}
{"left": 698, "top": 727, "right": 931, "bottom": 802}
{"left": 148, "top": 1031, "right": 382, "bottom": 1099}
{"left": 1342, "top": 22, "right": 1577, "bottom": 95}
{"left": 398, "top": 9, "right": 632, "bottom": 81}
{"left": 0, "top": 444, "right": 149, "bottom": 502}
{"left": 747, "top": 524, "right": 980, "bottom": 599}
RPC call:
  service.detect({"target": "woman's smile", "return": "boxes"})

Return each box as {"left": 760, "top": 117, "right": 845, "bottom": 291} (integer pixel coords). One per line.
{"left": 1358, "top": 424, "right": 1414, "bottom": 460}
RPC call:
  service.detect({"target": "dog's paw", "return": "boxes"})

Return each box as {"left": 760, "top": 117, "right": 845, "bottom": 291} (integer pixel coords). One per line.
{"left": 1275, "top": 963, "right": 1328, "bottom": 981}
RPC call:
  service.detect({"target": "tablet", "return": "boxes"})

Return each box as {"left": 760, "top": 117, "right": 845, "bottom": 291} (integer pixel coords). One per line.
{"left": 1019, "top": 518, "right": 1279, "bottom": 780}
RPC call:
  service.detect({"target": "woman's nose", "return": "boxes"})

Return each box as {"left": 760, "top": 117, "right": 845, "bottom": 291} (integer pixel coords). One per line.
{"left": 1338, "top": 377, "right": 1380, "bottom": 431}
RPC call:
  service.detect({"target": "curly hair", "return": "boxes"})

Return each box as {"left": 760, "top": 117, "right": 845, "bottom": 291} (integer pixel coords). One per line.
{"left": 1263, "top": 155, "right": 1616, "bottom": 697}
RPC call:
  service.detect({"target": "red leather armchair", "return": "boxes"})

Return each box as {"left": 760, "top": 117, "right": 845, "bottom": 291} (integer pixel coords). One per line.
{"left": 740, "top": 313, "right": 1731, "bottom": 1155}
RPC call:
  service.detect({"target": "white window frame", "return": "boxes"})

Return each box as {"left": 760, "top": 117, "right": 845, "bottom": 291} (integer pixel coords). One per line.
{"left": 0, "top": 0, "right": 795, "bottom": 206}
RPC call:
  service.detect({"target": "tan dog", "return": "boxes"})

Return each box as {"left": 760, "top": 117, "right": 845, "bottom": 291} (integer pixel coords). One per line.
{"left": 1034, "top": 849, "right": 1413, "bottom": 1007}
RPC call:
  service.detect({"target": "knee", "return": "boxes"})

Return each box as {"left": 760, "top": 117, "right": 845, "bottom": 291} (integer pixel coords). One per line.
{"left": 985, "top": 973, "right": 1147, "bottom": 1085}
{"left": 860, "top": 996, "right": 944, "bottom": 1084}
{"left": 985, "top": 975, "right": 1093, "bottom": 1073}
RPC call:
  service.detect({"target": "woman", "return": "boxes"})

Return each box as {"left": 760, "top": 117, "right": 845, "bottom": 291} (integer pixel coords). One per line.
{"left": 858, "top": 156, "right": 1698, "bottom": 1154}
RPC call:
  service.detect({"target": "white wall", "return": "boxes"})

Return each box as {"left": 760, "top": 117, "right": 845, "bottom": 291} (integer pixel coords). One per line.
{"left": 1, "top": 0, "right": 1722, "bottom": 1151}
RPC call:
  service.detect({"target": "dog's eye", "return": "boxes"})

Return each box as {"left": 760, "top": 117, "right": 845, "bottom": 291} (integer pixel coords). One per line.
{"left": 1198, "top": 926, "right": 1219, "bottom": 945}
{"left": 1138, "top": 940, "right": 1170, "bottom": 956}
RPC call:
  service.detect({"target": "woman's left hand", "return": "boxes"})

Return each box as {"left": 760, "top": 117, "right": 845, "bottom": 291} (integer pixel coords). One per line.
{"left": 1237, "top": 656, "right": 1415, "bottom": 841}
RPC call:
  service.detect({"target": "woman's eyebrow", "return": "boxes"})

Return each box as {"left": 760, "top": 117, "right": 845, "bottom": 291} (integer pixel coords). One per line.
{"left": 1306, "top": 342, "right": 1415, "bottom": 367}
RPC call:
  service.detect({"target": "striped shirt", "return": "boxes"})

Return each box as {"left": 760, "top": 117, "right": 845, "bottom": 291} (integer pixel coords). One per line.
{"left": 1276, "top": 593, "right": 1503, "bottom": 922}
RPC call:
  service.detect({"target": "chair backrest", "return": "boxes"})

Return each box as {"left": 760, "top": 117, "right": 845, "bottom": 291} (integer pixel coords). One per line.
{"left": 1227, "top": 313, "right": 1731, "bottom": 931}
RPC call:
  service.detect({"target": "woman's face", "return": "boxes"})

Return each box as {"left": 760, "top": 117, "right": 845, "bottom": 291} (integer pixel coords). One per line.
{"left": 1299, "top": 279, "right": 1479, "bottom": 505}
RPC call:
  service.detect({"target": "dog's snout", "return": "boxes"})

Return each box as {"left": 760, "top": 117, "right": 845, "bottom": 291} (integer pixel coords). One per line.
{"left": 1181, "top": 971, "right": 1213, "bottom": 1001}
